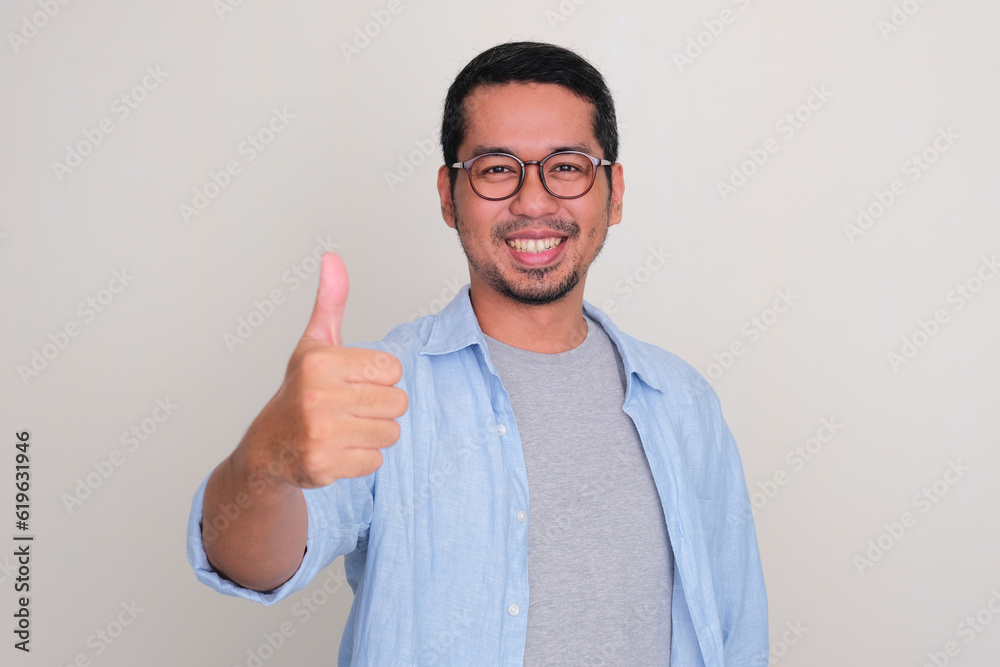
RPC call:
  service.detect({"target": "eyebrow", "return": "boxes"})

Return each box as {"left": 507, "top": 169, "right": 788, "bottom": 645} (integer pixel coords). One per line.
{"left": 467, "top": 143, "right": 596, "bottom": 158}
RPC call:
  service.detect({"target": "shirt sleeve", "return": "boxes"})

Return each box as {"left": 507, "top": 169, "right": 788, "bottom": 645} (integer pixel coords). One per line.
{"left": 702, "top": 385, "right": 770, "bottom": 666}
{"left": 185, "top": 470, "right": 373, "bottom": 606}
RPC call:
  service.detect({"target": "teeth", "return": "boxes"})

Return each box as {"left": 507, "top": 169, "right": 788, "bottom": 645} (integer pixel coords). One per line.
{"left": 506, "top": 237, "right": 563, "bottom": 254}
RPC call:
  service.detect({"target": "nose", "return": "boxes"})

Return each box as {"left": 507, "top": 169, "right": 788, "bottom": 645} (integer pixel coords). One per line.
{"left": 508, "top": 162, "right": 559, "bottom": 218}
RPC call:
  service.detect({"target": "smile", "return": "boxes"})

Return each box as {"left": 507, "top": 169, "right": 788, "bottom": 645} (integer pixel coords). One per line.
{"left": 505, "top": 237, "right": 564, "bottom": 254}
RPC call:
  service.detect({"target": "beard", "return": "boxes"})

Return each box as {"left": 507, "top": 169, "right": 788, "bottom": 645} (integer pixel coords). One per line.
{"left": 453, "top": 211, "right": 609, "bottom": 306}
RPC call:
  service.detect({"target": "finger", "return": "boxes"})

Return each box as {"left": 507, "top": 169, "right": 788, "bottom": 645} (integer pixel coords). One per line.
{"left": 299, "top": 347, "right": 403, "bottom": 386}
{"left": 338, "top": 383, "right": 408, "bottom": 420}
{"left": 307, "top": 416, "right": 402, "bottom": 451}
{"left": 302, "top": 252, "right": 349, "bottom": 346}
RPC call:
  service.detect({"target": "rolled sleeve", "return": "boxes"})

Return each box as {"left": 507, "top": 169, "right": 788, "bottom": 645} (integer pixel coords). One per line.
{"left": 185, "top": 472, "right": 368, "bottom": 606}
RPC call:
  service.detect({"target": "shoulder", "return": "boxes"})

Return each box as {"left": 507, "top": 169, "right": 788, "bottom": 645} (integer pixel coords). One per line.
{"left": 586, "top": 305, "right": 716, "bottom": 405}
{"left": 348, "top": 315, "right": 435, "bottom": 359}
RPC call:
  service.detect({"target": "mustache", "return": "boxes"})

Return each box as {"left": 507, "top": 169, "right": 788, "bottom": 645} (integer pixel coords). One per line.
{"left": 491, "top": 218, "right": 580, "bottom": 244}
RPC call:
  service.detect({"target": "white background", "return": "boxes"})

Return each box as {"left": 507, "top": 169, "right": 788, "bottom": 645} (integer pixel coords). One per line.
{"left": 2, "top": 1, "right": 999, "bottom": 665}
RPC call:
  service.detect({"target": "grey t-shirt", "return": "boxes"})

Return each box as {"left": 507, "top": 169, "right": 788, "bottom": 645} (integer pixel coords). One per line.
{"left": 483, "top": 313, "right": 673, "bottom": 666}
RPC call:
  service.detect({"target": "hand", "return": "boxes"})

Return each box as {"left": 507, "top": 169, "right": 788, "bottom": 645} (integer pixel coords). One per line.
{"left": 246, "top": 252, "right": 408, "bottom": 488}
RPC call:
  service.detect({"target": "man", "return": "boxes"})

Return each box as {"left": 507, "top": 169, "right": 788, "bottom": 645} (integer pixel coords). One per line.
{"left": 187, "top": 41, "right": 768, "bottom": 666}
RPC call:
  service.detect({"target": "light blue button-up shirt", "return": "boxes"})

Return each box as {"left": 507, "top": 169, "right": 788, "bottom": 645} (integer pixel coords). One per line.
{"left": 187, "top": 285, "right": 768, "bottom": 666}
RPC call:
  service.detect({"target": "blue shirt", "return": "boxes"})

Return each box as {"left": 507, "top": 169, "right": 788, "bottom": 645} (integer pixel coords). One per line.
{"left": 186, "top": 285, "right": 769, "bottom": 666}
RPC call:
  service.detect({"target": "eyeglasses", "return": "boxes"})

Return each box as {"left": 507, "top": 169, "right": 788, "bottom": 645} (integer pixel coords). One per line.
{"left": 450, "top": 151, "right": 613, "bottom": 201}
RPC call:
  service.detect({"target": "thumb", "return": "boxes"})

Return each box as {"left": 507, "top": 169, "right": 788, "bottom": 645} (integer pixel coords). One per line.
{"left": 302, "top": 252, "right": 349, "bottom": 346}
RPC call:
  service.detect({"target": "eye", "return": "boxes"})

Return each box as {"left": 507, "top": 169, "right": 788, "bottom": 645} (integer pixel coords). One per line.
{"left": 473, "top": 155, "right": 521, "bottom": 179}
{"left": 544, "top": 154, "right": 592, "bottom": 179}
{"left": 482, "top": 164, "right": 515, "bottom": 175}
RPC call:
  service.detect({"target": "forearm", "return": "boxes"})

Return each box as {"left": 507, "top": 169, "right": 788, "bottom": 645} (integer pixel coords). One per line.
{"left": 201, "top": 434, "right": 308, "bottom": 593}
{"left": 197, "top": 253, "right": 402, "bottom": 593}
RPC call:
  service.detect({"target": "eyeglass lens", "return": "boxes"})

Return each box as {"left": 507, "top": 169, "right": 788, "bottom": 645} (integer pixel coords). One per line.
{"left": 469, "top": 152, "right": 596, "bottom": 199}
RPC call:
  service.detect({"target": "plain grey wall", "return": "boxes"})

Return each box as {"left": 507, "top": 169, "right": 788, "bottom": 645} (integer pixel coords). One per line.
{"left": 2, "top": 1, "right": 999, "bottom": 665}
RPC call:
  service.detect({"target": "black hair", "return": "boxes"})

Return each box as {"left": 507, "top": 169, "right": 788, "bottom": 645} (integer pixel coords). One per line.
{"left": 441, "top": 41, "right": 618, "bottom": 190}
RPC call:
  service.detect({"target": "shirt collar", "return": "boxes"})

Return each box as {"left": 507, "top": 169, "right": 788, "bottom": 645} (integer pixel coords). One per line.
{"left": 419, "top": 284, "right": 665, "bottom": 393}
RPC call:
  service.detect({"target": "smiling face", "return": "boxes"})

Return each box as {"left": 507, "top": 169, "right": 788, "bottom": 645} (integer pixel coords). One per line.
{"left": 437, "top": 82, "right": 624, "bottom": 306}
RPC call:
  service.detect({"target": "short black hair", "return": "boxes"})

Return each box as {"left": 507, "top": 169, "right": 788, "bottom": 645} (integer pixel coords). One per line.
{"left": 441, "top": 41, "right": 619, "bottom": 190}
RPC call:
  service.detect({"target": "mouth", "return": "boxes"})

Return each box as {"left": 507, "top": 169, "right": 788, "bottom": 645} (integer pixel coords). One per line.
{"left": 505, "top": 237, "right": 564, "bottom": 254}
{"left": 504, "top": 235, "right": 568, "bottom": 266}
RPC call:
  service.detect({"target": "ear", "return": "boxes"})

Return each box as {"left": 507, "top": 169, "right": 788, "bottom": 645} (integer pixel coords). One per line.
{"left": 608, "top": 162, "right": 625, "bottom": 227}
{"left": 437, "top": 165, "right": 457, "bottom": 229}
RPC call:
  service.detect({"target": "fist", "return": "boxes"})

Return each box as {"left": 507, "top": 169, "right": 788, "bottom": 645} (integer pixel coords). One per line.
{"left": 248, "top": 252, "right": 408, "bottom": 488}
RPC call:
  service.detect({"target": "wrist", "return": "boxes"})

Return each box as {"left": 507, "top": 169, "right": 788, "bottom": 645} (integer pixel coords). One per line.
{"left": 234, "top": 415, "right": 295, "bottom": 490}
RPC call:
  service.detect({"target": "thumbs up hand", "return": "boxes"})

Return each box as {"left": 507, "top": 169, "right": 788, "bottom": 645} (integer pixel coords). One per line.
{"left": 244, "top": 253, "right": 408, "bottom": 488}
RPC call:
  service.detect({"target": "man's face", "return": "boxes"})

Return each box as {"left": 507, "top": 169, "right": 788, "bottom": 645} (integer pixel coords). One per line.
{"left": 437, "top": 82, "right": 624, "bottom": 306}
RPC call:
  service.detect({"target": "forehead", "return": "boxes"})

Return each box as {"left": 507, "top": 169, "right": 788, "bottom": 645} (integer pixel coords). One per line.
{"left": 460, "top": 82, "right": 598, "bottom": 157}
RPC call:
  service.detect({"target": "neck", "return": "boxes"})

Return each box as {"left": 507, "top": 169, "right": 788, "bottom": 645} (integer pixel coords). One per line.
{"left": 469, "top": 276, "right": 589, "bottom": 353}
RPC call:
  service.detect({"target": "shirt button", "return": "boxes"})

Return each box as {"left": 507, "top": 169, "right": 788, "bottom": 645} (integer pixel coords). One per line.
{"left": 497, "top": 424, "right": 507, "bottom": 436}
{"left": 516, "top": 511, "right": 526, "bottom": 522}
{"left": 508, "top": 604, "right": 520, "bottom": 616}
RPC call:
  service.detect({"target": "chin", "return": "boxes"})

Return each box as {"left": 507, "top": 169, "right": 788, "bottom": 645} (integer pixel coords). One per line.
{"left": 494, "top": 271, "right": 581, "bottom": 306}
